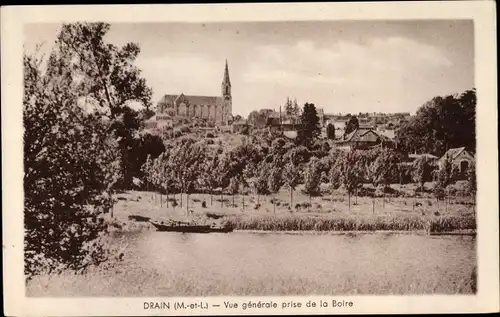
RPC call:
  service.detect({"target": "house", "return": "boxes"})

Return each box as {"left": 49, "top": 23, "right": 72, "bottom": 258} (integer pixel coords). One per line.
{"left": 335, "top": 128, "right": 394, "bottom": 150}
{"left": 400, "top": 153, "right": 439, "bottom": 166}
{"left": 144, "top": 114, "right": 174, "bottom": 129}
{"left": 438, "top": 147, "right": 475, "bottom": 174}
{"left": 232, "top": 119, "right": 251, "bottom": 134}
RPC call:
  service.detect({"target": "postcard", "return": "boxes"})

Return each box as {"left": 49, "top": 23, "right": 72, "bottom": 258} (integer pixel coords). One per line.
{"left": 2, "top": 2, "right": 498, "bottom": 316}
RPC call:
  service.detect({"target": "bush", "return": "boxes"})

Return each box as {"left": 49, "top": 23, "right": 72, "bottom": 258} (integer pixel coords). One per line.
{"left": 206, "top": 132, "right": 215, "bottom": 138}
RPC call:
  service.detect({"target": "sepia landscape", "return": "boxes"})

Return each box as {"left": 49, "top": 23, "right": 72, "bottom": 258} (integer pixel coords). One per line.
{"left": 24, "top": 21, "right": 476, "bottom": 296}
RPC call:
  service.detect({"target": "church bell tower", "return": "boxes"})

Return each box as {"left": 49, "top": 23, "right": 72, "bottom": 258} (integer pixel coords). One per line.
{"left": 221, "top": 59, "right": 232, "bottom": 123}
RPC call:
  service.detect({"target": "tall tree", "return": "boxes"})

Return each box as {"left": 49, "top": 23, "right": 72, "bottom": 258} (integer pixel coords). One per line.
{"left": 326, "top": 123, "right": 336, "bottom": 140}
{"left": 199, "top": 149, "right": 221, "bottom": 206}
{"left": 337, "top": 150, "right": 364, "bottom": 210}
{"left": 369, "top": 149, "right": 400, "bottom": 207}
{"left": 283, "top": 161, "right": 301, "bottom": 207}
{"left": 344, "top": 116, "right": 359, "bottom": 136}
{"left": 303, "top": 157, "right": 322, "bottom": 205}
{"left": 24, "top": 48, "right": 122, "bottom": 277}
{"left": 228, "top": 176, "right": 240, "bottom": 208}
{"left": 395, "top": 90, "right": 476, "bottom": 156}
{"left": 267, "top": 165, "right": 283, "bottom": 214}
{"left": 54, "top": 22, "right": 154, "bottom": 189}
{"left": 298, "top": 102, "right": 321, "bottom": 148}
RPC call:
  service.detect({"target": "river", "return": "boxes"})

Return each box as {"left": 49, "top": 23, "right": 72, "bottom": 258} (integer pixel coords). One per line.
{"left": 93, "top": 231, "right": 476, "bottom": 296}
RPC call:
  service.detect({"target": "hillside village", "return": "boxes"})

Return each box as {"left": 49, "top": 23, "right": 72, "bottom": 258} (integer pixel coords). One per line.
{"left": 23, "top": 22, "right": 478, "bottom": 294}
{"left": 142, "top": 60, "right": 474, "bottom": 172}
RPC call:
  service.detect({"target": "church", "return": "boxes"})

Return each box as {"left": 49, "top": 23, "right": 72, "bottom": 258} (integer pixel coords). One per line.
{"left": 154, "top": 60, "right": 233, "bottom": 126}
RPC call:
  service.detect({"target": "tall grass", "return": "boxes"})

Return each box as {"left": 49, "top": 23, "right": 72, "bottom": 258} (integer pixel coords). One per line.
{"left": 226, "top": 214, "right": 476, "bottom": 233}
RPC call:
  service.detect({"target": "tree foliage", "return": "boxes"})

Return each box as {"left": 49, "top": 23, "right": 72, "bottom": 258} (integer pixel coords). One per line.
{"left": 344, "top": 116, "right": 359, "bottom": 136}
{"left": 298, "top": 102, "right": 321, "bottom": 148}
{"left": 303, "top": 157, "right": 322, "bottom": 197}
{"left": 411, "top": 156, "right": 434, "bottom": 191}
{"left": 54, "top": 22, "right": 155, "bottom": 189}
{"left": 24, "top": 46, "right": 122, "bottom": 277}
{"left": 369, "top": 148, "right": 400, "bottom": 188}
{"left": 326, "top": 123, "right": 335, "bottom": 140}
{"left": 395, "top": 89, "right": 476, "bottom": 156}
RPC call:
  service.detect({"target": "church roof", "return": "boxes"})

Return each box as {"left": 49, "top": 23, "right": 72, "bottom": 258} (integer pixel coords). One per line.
{"left": 223, "top": 59, "right": 231, "bottom": 86}
{"left": 157, "top": 94, "right": 221, "bottom": 105}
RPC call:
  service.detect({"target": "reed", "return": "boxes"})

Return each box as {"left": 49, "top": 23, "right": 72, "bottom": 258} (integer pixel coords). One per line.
{"left": 226, "top": 214, "right": 476, "bottom": 233}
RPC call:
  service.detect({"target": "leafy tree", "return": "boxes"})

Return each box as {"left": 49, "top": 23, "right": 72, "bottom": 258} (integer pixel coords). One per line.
{"left": 303, "top": 157, "right": 322, "bottom": 203}
{"left": 369, "top": 149, "right": 400, "bottom": 207}
{"left": 298, "top": 102, "right": 321, "bottom": 148}
{"left": 283, "top": 145, "right": 311, "bottom": 166}
{"left": 228, "top": 176, "right": 240, "bottom": 207}
{"left": 435, "top": 154, "right": 456, "bottom": 191}
{"left": 411, "top": 156, "right": 434, "bottom": 192}
{"left": 344, "top": 116, "right": 359, "bottom": 135}
{"left": 54, "top": 22, "right": 153, "bottom": 189}
{"left": 395, "top": 90, "right": 476, "bottom": 156}
{"left": 466, "top": 162, "right": 477, "bottom": 197}
{"left": 284, "top": 97, "right": 294, "bottom": 117}
{"left": 337, "top": 150, "right": 364, "bottom": 209}
{"left": 267, "top": 165, "right": 283, "bottom": 214}
{"left": 199, "top": 149, "right": 221, "bottom": 205}
{"left": 141, "top": 154, "right": 153, "bottom": 192}
{"left": 250, "top": 162, "right": 270, "bottom": 207}
{"left": 24, "top": 49, "right": 122, "bottom": 278}
{"left": 283, "top": 161, "right": 301, "bottom": 207}
{"left": 326, "top": 123, "right": 335, "bottom": 139}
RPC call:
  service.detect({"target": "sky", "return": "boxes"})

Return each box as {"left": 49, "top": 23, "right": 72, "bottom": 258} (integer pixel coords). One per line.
{"left": 24, "top": 20, "right": 474, "bottom": 117}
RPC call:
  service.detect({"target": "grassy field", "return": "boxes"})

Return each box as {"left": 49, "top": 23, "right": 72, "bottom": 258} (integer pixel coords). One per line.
{"left": 108, "top": 181, "right": 475, "bottom": 233}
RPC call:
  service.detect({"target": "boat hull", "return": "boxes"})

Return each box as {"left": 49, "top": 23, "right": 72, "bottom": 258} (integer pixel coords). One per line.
{"left": 150, "top": 221, "right": 211, "bottom": 233}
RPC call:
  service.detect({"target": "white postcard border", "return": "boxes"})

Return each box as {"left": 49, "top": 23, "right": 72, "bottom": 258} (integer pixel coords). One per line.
{"left": 2, "top": 2, "right": 498, "bottom": 316}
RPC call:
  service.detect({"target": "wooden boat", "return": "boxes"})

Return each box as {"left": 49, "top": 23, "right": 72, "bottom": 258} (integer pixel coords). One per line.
{"left": 149, "top": 220, "right": 211, "bottom": 233}
{"left": 209, "top": 224, "right": 234, "bottom": 233}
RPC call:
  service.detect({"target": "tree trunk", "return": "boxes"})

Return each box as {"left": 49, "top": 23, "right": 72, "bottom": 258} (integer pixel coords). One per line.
{"left": 186, "top": 194, "right": 189, "bottom": 216}
{"left": 166, "top": 191, "right": 169, "bottom": 208}
{"left": 290, "top": 187, "right": 293, "bottom": 207}
{"left": 242, "top": 195, "right": 245, "bottom": 210}
{"left": 180, "top": 192, "right": 183, "bottom": 208}
{"left": 273, "top": 195, "right": 276, "bottom": 214}
{"left": 257, "top": 194, "right": 260, "bottom": 208}
{"left": 445, "top": 191, "right": 448, "bottom": 213}
{"left": 232, "top": 193, "right": 235, "bottom": 208}
{"left": 210, "top": 190, "right": 213, "bottom": 206}
{"left": 348, "top": 193, "right": 351, "bottom": 210}
{"left": 160, "top": 193, "right": 162, "bottom": 208}
{"left": 413, "top": 191, "right": 416, "bottom": 213}
{"left": 173, "top": 193, "right": 176, "bottom": 209}
{"left": 372, "top": 198, "right": 375, "bottom": 214}
{"left": 355, "top": 187, "right": 358, "bottom": 205}
{"left": 383, "top": 190, "right": 385, "bottom": 209}
{"left": 221, "top": 193, "right": 223, "bottom": 208}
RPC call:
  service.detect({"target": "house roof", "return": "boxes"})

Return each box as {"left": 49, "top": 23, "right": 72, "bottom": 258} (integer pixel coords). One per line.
{"left": 232, "top": 119, "right": 248, "bottom": 125}
{"left": 337, "top": 128, "right": 380, "bottom": 143}
{"left": 440, "top": 147, "right": 468, "bottom": 161}
{"left": 158, "top": 94, "right": 221, "bottom": 106}
{"left": 408, "top": 153, "right": 438, "bottom": 160}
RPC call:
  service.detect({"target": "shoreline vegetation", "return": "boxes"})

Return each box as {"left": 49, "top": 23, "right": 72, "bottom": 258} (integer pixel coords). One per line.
{"left": 110, "top": 188, "right": 476, "bottom": 235}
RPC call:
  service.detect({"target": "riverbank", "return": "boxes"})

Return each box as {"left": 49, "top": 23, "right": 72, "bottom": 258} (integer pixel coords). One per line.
{"left": 107, "top": 189, "right": 475, "bottom": 234}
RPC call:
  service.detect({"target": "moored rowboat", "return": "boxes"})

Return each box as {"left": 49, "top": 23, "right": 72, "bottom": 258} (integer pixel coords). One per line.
{"left": 149, "top": 220, "right": 211, "bottom": 233}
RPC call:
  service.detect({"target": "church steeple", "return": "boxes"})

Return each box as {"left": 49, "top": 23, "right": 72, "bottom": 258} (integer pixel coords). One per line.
{"left": 222, "top": 59, "right": 231, "bottom": 96}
